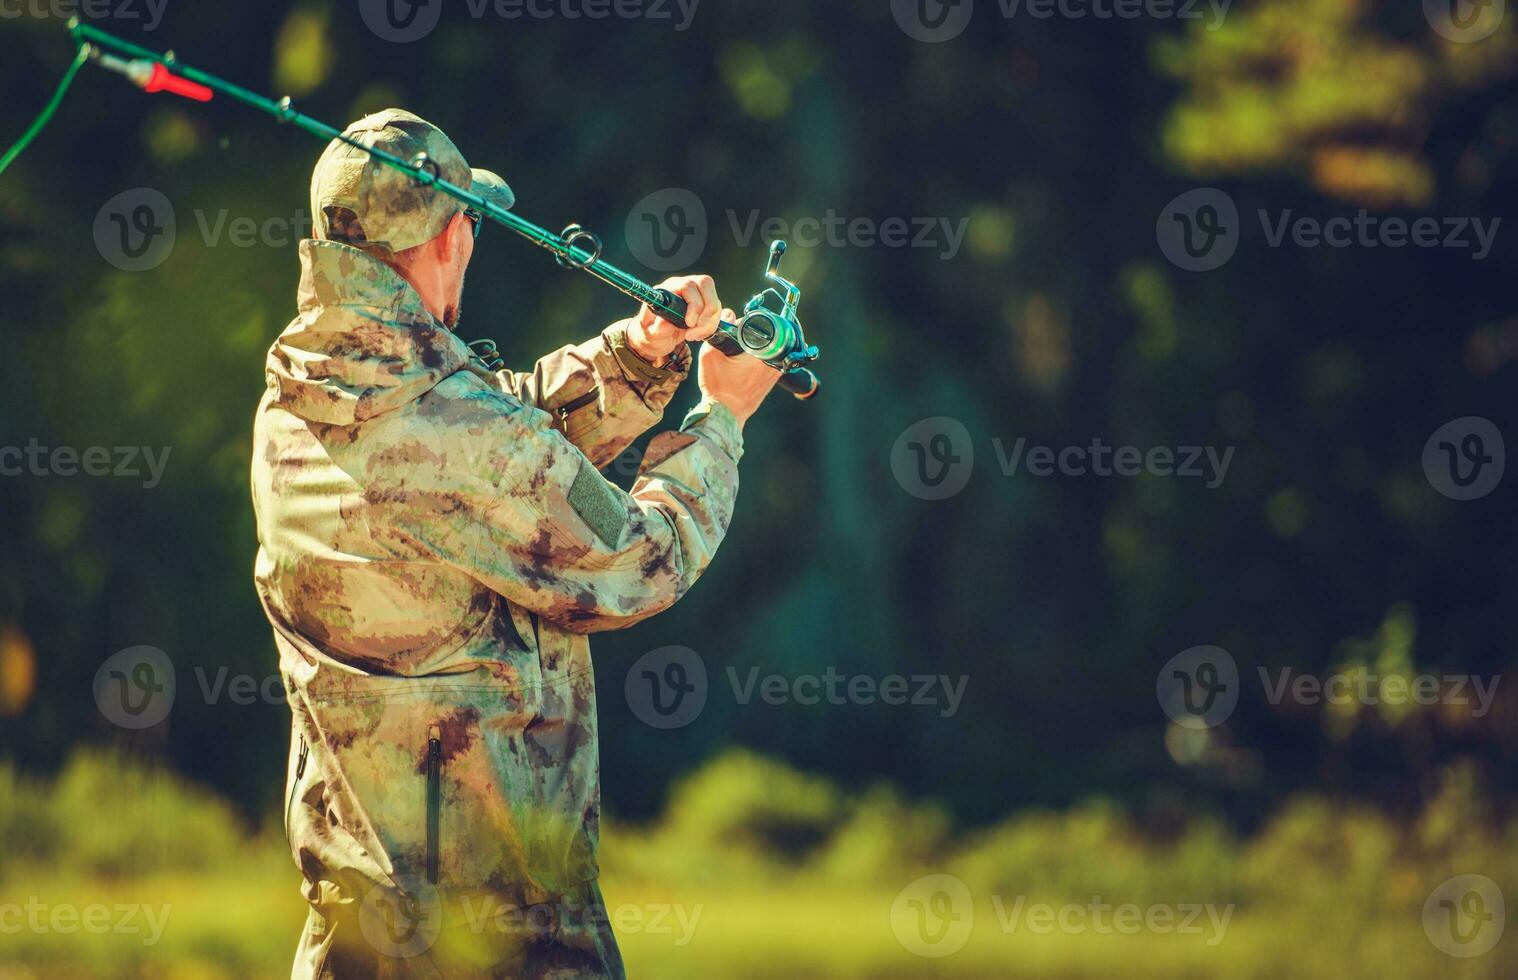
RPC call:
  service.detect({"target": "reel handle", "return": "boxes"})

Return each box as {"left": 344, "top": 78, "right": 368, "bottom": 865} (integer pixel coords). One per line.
{"left": 650, "top": 291, "right": 820, "bottom": 401}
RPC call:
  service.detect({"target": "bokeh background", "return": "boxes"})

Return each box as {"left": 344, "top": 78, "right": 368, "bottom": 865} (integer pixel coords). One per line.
{"left": 3, "top": 0, "right": 1518, "bottom": 976}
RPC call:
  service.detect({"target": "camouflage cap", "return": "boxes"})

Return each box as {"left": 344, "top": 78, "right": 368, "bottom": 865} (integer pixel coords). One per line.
{"left": 310, "top": 108, "right": 515, "bottom": 254}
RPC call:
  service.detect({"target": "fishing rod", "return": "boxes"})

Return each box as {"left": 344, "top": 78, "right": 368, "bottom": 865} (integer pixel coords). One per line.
{"left": 16, "top": 18, "right": 822, "bottom": 399}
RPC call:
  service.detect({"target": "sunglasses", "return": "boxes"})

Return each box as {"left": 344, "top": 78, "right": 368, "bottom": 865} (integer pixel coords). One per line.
{"left": 462, "top": 207, "right": 483, "bottom": 239}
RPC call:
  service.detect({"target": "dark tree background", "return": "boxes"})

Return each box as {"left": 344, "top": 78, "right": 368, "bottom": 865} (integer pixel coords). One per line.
{"left": 1, "top": 0, "right": 1514, "bottom": 838}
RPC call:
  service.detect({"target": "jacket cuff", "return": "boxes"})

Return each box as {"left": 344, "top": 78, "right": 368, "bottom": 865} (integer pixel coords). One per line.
{"left": 604, "top": 321, "right": 692, "bottom": 388}
{"left": 680, "top": 398, "right": 744, "bottom": 463}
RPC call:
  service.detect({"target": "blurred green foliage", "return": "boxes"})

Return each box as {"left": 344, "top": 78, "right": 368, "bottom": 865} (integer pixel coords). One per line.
{"left": 1157, "top": 0, "right": 1518, "bottom": 206}
{"left": 0, "top": 749, "right": 253, "bottom": 878}
{"left": 1, "top": 749, "right": 1514, "bottom": 977}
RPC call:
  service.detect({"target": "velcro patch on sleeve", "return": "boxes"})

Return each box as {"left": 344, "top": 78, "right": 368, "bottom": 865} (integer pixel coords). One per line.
{"left": 568, "top": 461, "right": 628, "bottom": 550}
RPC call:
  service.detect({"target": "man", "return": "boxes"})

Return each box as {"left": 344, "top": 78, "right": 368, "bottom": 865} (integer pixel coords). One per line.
{"left": 251, "top": 108, "right": 778, "bottom": 978}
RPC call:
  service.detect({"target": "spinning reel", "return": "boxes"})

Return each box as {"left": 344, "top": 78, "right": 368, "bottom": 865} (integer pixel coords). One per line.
{"left": 651, "top": 240, "right": 819, "bottom": 399}
{"left": 551, "top": 224, "right": 820, "bottom": 398}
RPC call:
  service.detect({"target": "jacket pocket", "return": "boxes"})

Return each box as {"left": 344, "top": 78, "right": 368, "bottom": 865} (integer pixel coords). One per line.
{"left": 558, "top": 387, "right": 602, "bottom": 440}
{"left": 285, "top": 733, "right": 309, "bottom": 833}
{"left": 426, "top": 724, "right": 442, "bottom": 885}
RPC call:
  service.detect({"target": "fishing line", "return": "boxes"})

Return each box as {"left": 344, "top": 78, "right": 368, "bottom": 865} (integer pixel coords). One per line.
{"left": 1, "top": 18, "right": 821, "bottom": 399}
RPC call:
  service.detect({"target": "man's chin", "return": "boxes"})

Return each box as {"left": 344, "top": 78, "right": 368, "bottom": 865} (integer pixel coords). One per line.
{"left": 442, "top": 277, "right": 465, "bottom": 329}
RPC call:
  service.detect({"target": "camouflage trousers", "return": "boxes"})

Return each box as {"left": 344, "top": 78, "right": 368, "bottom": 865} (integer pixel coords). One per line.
{"left": 292, "top": 880, "right": 627, "bottom": 980}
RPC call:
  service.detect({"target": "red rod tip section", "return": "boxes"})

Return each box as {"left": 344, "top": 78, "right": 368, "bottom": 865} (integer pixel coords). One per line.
{"left": 144, "top": 63, "right": 212, "bottom": 102}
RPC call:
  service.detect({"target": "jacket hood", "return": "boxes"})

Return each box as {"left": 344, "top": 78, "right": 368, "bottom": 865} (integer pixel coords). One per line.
{"left": 265, "top": 240, "right": 473, "bottom": 426}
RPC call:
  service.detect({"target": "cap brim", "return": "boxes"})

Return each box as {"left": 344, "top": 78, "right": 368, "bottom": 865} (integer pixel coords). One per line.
{"left": 470, "top": 168, "right": 515, "bottom": 211}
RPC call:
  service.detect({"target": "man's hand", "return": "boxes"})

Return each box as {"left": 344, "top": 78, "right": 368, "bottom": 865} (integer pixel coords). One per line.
{"left": 628, "top": 274, "right": 723, "bottom": 367}
{"left": 697, "top": 334, "right": 782, "bottom": 426}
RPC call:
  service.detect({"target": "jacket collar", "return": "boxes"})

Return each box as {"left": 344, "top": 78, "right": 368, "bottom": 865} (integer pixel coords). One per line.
{"left": 266, "top": 240, "right": 473, "bottom": 425}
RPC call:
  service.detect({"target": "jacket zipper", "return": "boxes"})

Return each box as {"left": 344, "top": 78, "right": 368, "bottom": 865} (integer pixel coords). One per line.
{"left": 426, "top": 725, "right": 442, "bottom": 885}
{"left": 285, "top": 734, "right": 308, "bottom": 827}
{"left": 558, "top": 387, "right": 600, "bottom": 426}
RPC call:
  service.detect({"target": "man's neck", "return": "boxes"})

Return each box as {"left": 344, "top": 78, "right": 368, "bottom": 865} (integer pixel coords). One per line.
{"left": 389, "top": 261, "right": 448, "bottom": 324}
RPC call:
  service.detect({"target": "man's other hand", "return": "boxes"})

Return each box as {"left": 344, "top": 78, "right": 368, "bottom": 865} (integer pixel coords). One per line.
{"left": 697, "top": 326, "right": 782, "bottom": 427}
{"left": 629, "top": 274, "right": 722, "bottom": 367}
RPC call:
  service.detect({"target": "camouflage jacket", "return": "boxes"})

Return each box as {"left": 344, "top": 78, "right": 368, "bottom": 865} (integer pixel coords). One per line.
{"left": 252, "top": 240, "right": 742, "bottom": 916}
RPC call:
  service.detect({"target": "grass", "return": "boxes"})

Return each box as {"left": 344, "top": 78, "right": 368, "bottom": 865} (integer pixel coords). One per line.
{"left": 0, "top": 749, "right": 1513, "bottom": 978}
{"left": 2, "top": 870, "right": 1503, "bottom": 979}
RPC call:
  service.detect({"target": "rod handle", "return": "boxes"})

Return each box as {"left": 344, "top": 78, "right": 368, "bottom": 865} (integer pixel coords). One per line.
{"left": 777, "top": 366, "right": 821, "bottom": 400}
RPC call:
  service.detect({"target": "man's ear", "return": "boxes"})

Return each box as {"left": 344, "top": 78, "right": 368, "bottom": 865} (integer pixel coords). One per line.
{"left": 442, "top": 210, "right": 471, "bottom": 260}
